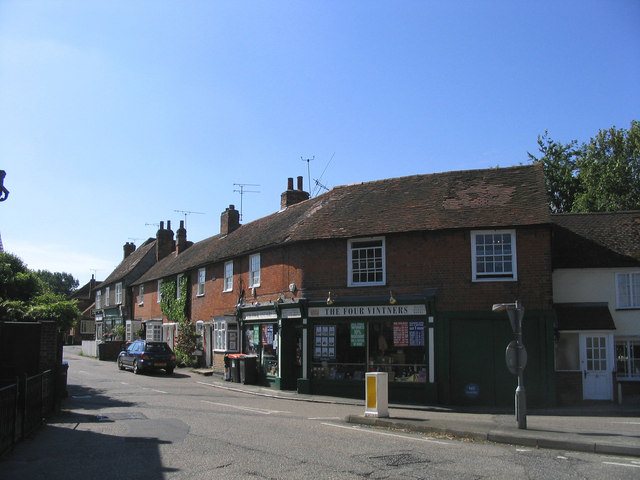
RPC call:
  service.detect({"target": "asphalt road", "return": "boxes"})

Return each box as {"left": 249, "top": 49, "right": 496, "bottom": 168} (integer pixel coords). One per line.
{"left": 2, "top": 347, "right": 639, "bottom": 479}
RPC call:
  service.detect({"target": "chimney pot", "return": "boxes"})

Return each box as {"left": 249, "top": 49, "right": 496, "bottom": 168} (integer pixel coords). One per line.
{"left": 287, "top": 177, "right": 294, "bottom": 190}
{"left": 297, "top": 176, "right": 303, "bottom": 191}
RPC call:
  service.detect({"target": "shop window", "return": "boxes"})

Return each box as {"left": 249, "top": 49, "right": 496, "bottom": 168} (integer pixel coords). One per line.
{"left": 471, "top": 230, "right": 517, "bottom": 281}
{"left": 348, "top": 237, "right": 385, "bottom": 286}
{"left": 311, "top": 320, "right": 427, "bottom": 382}
{"left": 244, "top": 323, "right": 277, "bottom": 376}
{"left": 616, "top": 339, "right": 640, "bottom": 379}
{"left": 616, "top": 272, "right": 640, "bottom": 309}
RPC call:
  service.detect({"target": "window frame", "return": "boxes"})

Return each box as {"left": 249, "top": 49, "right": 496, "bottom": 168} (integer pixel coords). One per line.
{"left": 616, "top": 272, "right": 640, "bottom": 309}
{"left": 249, "top": 254, "right": 260, "bottom": 288}
{"left": 616, "top": 338, "right": 640, "bottom": 380}
{"left": 115, "top": 282, "right": 123, "bottom": 305}
{"left": 224, "top": 260, "right": 233, "bottom": 292}
{"left": 138, "top": 284, "right": 144, "bottom": 305}
{"left": 105, "top": 286, "right": 110, "bottom": 307}
{"left": 157, "top": 280, "right": 162, "bottom": 303}
{"left": 471, "top": 229, "right": 517, "bottom": 282}
{"left": 95, "top": 290, "right": 102, "bottom": 310}
{"left": 177, "top": 274, "right": 184, "bottom": 299}
{"left": 347, "top": 236, "right": 386, "bottom": 287}
{"left": 197, "top": 268, "right": 206, "bottom": 297}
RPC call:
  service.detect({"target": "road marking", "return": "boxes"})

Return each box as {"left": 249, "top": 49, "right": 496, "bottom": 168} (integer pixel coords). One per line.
{"left": 602, "top": 461, "right": 640, "bottom": 468}
{"left": 142, "top": 387, "right": 167, "bottom": 394}
{"left": 202, "top": 400, "right": 290, "bottom": 415}
{"left": 556, "top": 456, "right": 568, "bottom": 460}
{"left": 320, "top": 422, "right": 450, "bottom": 445}
{"left": 611, "top": 421, "right": 640, "bottom": 425}
{"left": 120, "top": 382, "right": 129, "bottom": 385}
{"left": 308, "top": 416, "right": 342, "bottom": 420}
{"left": 516, "top": 448, "right": 532, "bottom": 453}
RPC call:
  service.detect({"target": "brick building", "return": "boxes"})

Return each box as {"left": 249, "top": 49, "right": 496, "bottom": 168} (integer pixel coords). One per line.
{"left": 129, "top": 164, "right": 555, "bottom": 407}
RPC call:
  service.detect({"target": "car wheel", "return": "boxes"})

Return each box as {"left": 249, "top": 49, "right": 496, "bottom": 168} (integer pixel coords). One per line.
{"left": 117, "top": 358, "right": 125, "bottom": 370}
{"left": 165, "top": 367, "right": 174, "bottom": 375}
{"left": 133, "top": 360, "right": 141, "bottom": 375}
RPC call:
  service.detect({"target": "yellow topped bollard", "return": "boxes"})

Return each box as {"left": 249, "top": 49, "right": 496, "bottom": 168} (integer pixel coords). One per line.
{"left": 365, "top": 372, "right": 389, "bottom": 418}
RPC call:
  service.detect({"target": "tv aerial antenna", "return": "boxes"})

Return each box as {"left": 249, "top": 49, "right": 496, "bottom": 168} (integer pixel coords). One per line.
{"left": 312, "top": 152, "right": 335, "bottom": 197}
{"left": 174, "top": 210, "right": 205, "bottom": 228}
{"left": 301, "top": 156, "right": 314, "bottom": 194}
{"left": 233, "top": 183, "right": 260, "bottom": 221}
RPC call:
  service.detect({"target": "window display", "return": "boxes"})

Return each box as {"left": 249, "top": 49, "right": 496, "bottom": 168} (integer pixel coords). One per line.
{"left": 310, "top": 320, "right": 428, "bottom": 382}
{"left": 244, "top": 323, "right": 278, "bottom": 377}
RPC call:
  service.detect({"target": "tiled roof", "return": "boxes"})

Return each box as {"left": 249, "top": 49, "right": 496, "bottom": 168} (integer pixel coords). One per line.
{"left": 552, "top": 211, "right": 640, "bottom": 267}
{"left": 134, "top": 164, "right": 550, "bottom": 284}
{"left": 102, "top": 238, "right": 156, "bottom": 285}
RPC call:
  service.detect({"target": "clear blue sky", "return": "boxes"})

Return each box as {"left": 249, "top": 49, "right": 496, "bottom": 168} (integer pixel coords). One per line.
{"left": 1, "top": 1, "right": 638, "bottom": 287}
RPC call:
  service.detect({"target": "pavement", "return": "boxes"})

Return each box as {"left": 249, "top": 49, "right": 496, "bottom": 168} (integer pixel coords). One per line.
{"left": 192, "top": 368, "right": 640, "bottom": 458}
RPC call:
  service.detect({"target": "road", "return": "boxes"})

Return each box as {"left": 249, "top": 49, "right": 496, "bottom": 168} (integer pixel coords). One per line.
{"left": 2, "top": 347, "right": 639, "bottom": 479}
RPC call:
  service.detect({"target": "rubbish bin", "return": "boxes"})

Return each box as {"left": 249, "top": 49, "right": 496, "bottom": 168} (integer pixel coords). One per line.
{"left": 239, "top": 355, "right": 258, "bottom": 385}
{"left": 228, "top": 354, "right": 244, "bottom": 383}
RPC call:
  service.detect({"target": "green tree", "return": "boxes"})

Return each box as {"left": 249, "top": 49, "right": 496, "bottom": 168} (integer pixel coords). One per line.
{"left": 35, "top": 269, "right": 79, "bottom": 297}
{"left": 0, "top": 251, "right": 81, "bottom": 331}
{"left": 573, "top": 121, "right": 640, "bottom": 212}
{"left": 0, "top": 251, "right": 42, "bottom": 302}
{"left": 528, "top": 131, "right": 582, "bottom": 213}
{"left": 529, "top": 120, "right": 640, "bottom": 213}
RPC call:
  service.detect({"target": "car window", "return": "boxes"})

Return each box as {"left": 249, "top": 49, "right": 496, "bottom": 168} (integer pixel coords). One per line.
{"left": 127, "top": 343, "right": 136, "bottom": 353}
{"left": 146, "top": 343, "right": 169, "bottom": 353}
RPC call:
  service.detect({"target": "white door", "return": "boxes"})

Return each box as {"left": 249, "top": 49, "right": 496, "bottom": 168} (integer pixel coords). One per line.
{"left": 580, "top": 334, "right": 613, "bottom": 400}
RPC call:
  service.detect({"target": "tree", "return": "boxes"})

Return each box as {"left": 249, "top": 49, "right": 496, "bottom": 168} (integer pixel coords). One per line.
{"left": 0, "top": 251, "right": 81, "bottom": 331}
{"left": 529, "top": 120, "right": 640, "bottom": 213}
{"left": 35, "top": 270, "right": 79, "bottom": 297}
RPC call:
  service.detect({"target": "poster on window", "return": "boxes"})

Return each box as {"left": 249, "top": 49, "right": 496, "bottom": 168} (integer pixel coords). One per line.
{"left": 262, "top": 324, "right": 274, "bottom": 345}
{"left": 253, "top": 326, "right": 260, "bottom": 345}
{"left": 314, "top": 324, "right": 336, "bottom": 360}
{"left": 393, "top": 322, "right": 409, "bottom": 347}
{"left": 409, "top": 321, "right": 425, "bottom": 346}
{"left": 350, "top": 322, "right": 365, "bottom": 347}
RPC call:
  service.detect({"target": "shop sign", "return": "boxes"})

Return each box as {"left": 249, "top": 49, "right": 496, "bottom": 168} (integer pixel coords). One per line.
{"left": 280, "top": 308, "right": 302, "bottom": 319}
{"left": 350, "top": 322, "right": 366, "bottom": 347}
{"left": 309, "top": 304, "right": 426, "bottom": 318}
{"left": 243, "top": 309, "right": 277, "bottom": 321}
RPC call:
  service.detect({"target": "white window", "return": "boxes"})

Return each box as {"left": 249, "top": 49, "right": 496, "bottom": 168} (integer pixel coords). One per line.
{"left": 147, "top": 321, "right": 163, "bottom": 342}
{"left": 348, "top": 237, "right": 386, "bottom": 286}
{"left": 197, "top": 268, "right": 206, "bottom": 296}
{"left": 95, "top": 290, "right": 102, "bottom": 310}
{"left": 616, "top": 272, "right": 640, "bottom": 309}
{"left": 105, "top": 286, "right": 110, "bottom": 307}
{"left": 224, "top": 261, "right": 233, "bottom": 292}
{"left": 471, "top": 230, "right": 517, "bottom": 281}
{"left": 177, "top": 274, "right": 184, "bottom": 299}
{"left": 157, "top": 280, "right": 163, "bottom": 303}
{"left": 138, "top": 284, "right": 144, "bottom": 305}
{"left": 214, "top": 321, "right": 239, "bottom": 351}
{"left": 249, "top": 254, "right": 260, "bottom": 288}
{"left": 616, "top": 339, "right": 640, "bottom": 379}
{"left": 115, "top": 282, "right": 123, "bottom": 305}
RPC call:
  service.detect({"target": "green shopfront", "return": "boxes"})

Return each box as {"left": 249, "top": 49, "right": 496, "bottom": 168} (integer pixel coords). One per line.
{"left": 305, "top": 299, "right": 437, "bottom": 404}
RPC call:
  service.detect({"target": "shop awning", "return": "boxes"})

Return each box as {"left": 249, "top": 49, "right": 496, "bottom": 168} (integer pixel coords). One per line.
{"left": 554, "top": 303, "right": 616, "bottom": 331}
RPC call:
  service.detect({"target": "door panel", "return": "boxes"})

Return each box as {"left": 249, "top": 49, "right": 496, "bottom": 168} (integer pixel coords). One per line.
{"left": 580, "top": 334, "right": 612, "bottom": 400}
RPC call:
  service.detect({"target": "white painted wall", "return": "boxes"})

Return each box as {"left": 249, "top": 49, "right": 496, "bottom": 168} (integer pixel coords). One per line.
{"left": 553, "top": 267, "right": 640, "bottom": 336}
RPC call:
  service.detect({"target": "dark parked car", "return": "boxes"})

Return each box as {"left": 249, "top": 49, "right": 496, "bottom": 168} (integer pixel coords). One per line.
{"left": 117, "top": 340, "right": 176, "bottom": 375}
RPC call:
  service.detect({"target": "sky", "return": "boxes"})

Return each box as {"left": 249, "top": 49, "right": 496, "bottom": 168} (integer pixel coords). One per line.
{"left": 1, "top": 1, "right": 638, "bottom": 288}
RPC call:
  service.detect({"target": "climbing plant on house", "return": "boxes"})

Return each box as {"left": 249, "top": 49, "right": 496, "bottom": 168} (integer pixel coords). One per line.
{"left": 160, "top": 275, "right": 199, "bottom": 367}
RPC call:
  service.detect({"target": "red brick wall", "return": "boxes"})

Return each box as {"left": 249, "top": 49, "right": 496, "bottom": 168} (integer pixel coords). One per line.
{"left": 133, "top": 280, "right": 164, "bottom": 321}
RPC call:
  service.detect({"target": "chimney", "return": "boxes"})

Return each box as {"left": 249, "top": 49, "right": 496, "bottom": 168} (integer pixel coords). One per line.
{"left": 123, "top": 242, "right": 136, "bottom": 259}
{"left": 281, "top": 176, "right": 310, "bottom": 209}
{"left": 220, "top": 205, "right": 240, "bottom": 235}
{"left": 176, "top": 220, "right": 190, "bottom": 254}
{"left": 156, "top": 220, "right": 175, "bottom": 261}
